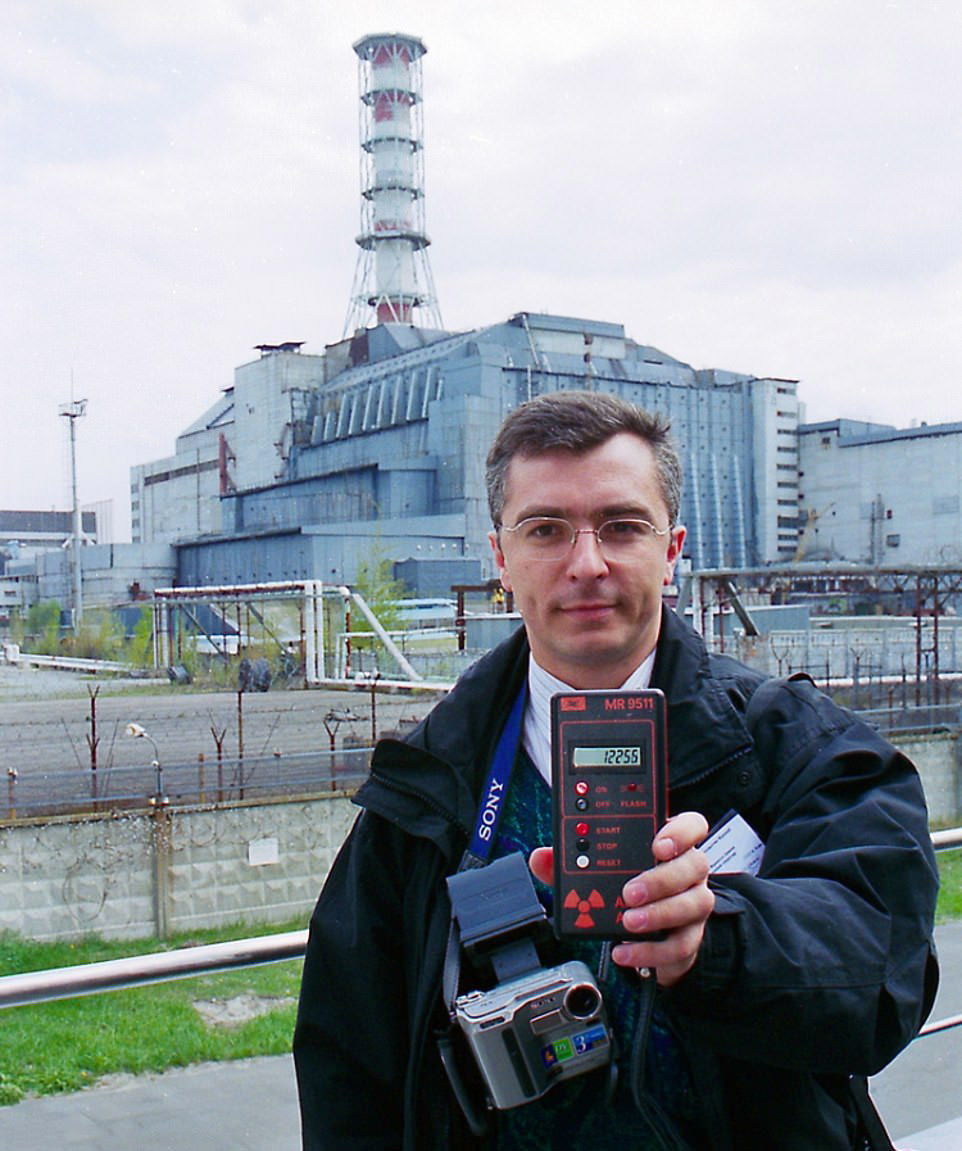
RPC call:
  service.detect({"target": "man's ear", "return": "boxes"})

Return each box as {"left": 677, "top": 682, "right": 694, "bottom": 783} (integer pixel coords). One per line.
{"left": 488, "top": 529, "right": 513, "bottom": 594}
{"left": 664, "top": 524, "right": 686, "bottom": 586}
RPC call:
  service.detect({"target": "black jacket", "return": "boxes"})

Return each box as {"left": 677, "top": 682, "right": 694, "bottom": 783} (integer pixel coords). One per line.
{"left": 294, "top": 608, "right": 939, "bottom": 1150}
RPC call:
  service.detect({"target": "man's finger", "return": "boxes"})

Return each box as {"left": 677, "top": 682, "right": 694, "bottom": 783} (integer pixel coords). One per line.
{"left": 529, "top": 845, "right": 553, "bottom": 886}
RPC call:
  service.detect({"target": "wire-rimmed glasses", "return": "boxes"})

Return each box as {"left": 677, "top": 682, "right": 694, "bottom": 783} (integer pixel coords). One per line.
{"left": 499, "top": 516, "right": 670, "bottom": 562}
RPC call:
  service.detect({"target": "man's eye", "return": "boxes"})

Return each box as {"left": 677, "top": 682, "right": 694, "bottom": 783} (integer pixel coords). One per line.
{"left": 605, "top": 520, "right": 646, "bottom": 538}
{"left": 528, "top": 520, "right": 565, "bottom": 539}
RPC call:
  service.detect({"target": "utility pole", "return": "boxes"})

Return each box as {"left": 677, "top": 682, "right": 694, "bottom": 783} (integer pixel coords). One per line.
{"left": 59, "top": 398, "right": 87, "bottom": 626}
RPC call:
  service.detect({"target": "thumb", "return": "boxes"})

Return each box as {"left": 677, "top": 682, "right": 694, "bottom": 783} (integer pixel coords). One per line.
{"left": 529, "top": 846, "right": 553, "bottom": 886}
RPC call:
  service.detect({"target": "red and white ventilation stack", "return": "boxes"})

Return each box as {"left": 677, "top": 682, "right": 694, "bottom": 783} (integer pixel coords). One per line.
{"left": 344, "top": 33, "right": 443, "bottom": 333}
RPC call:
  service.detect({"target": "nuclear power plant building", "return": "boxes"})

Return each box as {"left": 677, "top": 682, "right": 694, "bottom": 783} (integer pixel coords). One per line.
{"left": 130, "top": 315, "right": 799, "bottom": 593}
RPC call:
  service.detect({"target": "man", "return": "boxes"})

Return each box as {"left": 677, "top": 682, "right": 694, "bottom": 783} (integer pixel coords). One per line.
{"left": 294, "top": 390, "right": 939, "bottom": 1150}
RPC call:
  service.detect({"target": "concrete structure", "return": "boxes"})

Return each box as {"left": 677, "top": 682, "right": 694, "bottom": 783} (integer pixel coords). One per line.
{"left": 33, "top": 543, "right": 176, "bottom": 609}
{"left": 798, "top": 419, "right": 962, "bottom": 565}
{"left": 104, "top": 30, "right": 962, "bottom": 605}
{"left": 0, "top": 544, "right": 175, "bottom": 620}
{"left": 0, "top": 573, "right": 33, "bottom": 623}
{"left": 0, "top": 507, "right": 120, "bottom": 621}
{"left": 130, "top": 388, "right": 235, "bottom": 545}
{"left": 0, "top": 509, "right": 99, "bottom": 560}
{"left": 0, "top": 795, "right": 356, "bottom": 942}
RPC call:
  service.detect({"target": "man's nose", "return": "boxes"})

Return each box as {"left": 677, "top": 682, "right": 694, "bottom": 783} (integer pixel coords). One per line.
{"left": 566, "top": 529, "right": 609, "bottom": 575}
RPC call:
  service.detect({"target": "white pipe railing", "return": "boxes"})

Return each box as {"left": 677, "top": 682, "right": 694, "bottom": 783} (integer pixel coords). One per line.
{"left": 0, "top": 930, "right": 307, "bottom": 1009}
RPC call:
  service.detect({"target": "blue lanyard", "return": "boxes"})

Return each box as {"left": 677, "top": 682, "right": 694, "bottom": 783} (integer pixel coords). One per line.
{"left": 462, "top": 684, "right": 527, "bottom": 867}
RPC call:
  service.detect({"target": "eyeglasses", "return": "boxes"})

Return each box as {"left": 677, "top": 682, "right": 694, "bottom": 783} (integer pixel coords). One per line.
{"left": 499, "top": 516, "right": 671, "bottom": 562}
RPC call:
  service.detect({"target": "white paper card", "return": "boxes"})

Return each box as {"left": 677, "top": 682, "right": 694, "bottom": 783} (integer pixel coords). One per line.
{"left": 248, "top": 837, "right": 279, "bottom": 867}
{"left": 701, "top": 811, "right": 765, "bottom": 876}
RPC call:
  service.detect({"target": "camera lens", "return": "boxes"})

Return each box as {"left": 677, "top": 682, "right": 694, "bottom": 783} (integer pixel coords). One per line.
{"left": 564, "top": 983, "right": 601, "bottom": 1020}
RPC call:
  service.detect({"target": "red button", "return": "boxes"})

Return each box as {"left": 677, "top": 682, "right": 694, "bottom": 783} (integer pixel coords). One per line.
{"left": 576, "top": 822, "right": 589, "bottom": 836}
{"left": 575, "top": 780, "right": 589, "bottom": 796}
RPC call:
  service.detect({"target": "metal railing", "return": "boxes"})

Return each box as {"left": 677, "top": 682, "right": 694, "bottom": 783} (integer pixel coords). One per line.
{"left": 932, "top": 826, "right": 962, "bottom": 850}
{"left": 0, "top": 930, "right": 309, "bottom": 1010}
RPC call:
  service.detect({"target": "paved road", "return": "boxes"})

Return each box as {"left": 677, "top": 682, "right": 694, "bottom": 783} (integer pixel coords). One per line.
{"left": 0, "top": 1055, "right": 302, "bottom": 1151}
{"left": 2, "top": 923, "right": 959, "bottom": 1150}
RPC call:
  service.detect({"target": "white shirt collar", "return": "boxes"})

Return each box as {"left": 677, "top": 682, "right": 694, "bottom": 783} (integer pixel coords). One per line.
{"left": 522, "top": 649, "right": 658, "bottom": 786}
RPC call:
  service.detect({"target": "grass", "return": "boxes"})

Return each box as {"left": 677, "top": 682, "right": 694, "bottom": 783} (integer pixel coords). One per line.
{"left": 0, "top": 851, "right": 960, "bottom": 1108}
{"left": 0, "top": 920, "right": 304, "bottom": 1106}
{"left": 936, "top": 848, "right": 962, "bottom": 922}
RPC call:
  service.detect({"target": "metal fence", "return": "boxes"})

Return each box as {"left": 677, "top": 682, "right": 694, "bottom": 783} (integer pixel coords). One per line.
{"left": 0, "top": 691, "right": 377, "bottom": 776}
{"left": 1, "top": 747, "right": 373, "bottom": 820}
{"left": 0, "top": 683, "right": 441, "bottom": 822}
{"left": 1, "top": 694, "right": 957, "bottom": 820}
{"left": 855, "top": 703, "right": 962, "bottom": 736}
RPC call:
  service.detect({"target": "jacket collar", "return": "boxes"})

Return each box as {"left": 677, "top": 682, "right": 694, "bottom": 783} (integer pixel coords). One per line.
{"left": 652, "top": 606, "right": 754, "bottom": 788}
{"left": 359, "top": 626, "right": 530, "bottom": 855}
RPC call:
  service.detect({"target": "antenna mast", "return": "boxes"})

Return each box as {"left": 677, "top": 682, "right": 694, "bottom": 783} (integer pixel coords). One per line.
{"left": 59, "top": 398, "right": 87, "bottom": 625}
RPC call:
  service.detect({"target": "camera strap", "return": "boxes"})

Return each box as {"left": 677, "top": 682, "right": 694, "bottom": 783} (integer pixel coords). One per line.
{"left": 438, "top": 685, "right": 530, "bottom": 1138}
{"left": 442, "top": 684, "right": 528, "bottom": 1010}
{"left": 461, "top": 683, "right": 528, "bottom": 870}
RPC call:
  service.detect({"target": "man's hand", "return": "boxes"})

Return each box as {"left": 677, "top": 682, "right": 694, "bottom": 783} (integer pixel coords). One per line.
{"left": 529, "top": 811, "right": 714, "bottom": 988}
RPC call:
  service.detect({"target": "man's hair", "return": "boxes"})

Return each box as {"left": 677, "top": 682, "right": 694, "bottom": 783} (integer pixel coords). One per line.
{"left": 485, "top": 389, "right": 682, "bottom": 527}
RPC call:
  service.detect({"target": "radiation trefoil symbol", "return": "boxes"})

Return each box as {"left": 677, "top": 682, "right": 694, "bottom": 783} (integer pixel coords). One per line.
{"left": 563, "top": 888, "right": 605, "bottom": 929}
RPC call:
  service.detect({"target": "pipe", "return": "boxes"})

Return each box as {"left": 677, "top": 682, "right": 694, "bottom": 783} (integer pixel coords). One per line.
{"left": 0, "top": 930, "right": 308, "bottom": 1009}
{"left": 345, "top": 589, "right": 423, "bottom": 682}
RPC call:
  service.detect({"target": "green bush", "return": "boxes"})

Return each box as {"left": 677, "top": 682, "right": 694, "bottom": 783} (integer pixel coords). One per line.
{"left": 64, "top": 610, "right": 126, "bottom": 661}
{"left": 25, "top": 600, "right": 62, "bottom": 654}
{"left": 352, "top": 552, "right": 409, "bottom": 651}
{"left": 126, "top": 604, "right": 155, "bottom": 668}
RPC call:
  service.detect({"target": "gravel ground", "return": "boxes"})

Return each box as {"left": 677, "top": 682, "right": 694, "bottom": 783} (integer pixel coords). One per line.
{"left": 0, "top": 663, "right": 169, "bottom": 700}
{"left": 0, "top": 663, "right": 445, "bottom": 804}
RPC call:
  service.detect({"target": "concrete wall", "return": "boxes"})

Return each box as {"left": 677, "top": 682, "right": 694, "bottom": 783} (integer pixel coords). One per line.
{"left": 897, "top": 732, "right": 962, "bottom": 827}
{"left": 1, "top": 730, "right": 957, "bottom": 943}
{"left": 132, "top": 452, "right": 223, "bottom": 546}
{"left": 0, "top": 793, "right": 357, "bottom": 943}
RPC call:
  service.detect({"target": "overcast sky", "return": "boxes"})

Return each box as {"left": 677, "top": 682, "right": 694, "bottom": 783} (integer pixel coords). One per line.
{"left": 3, "top": 0, "right": 961, "bottom": 541}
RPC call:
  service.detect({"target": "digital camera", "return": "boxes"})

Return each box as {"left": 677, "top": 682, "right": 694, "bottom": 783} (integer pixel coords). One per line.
{"left": 454, "top": 958, "right": 610, "bottom": 1109}
{"left": 444, "top": 851, "right": 612, "bottom": 1112}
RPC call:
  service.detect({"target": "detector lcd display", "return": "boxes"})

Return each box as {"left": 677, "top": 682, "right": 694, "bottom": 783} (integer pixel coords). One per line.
{"left": 571, "top": 746, "right": 642, "bottom": 768}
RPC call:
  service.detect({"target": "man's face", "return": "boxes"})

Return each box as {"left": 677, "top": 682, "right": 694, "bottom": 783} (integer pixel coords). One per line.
{"left": 489, "top": 432, "right": 685, "bottom": 689}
